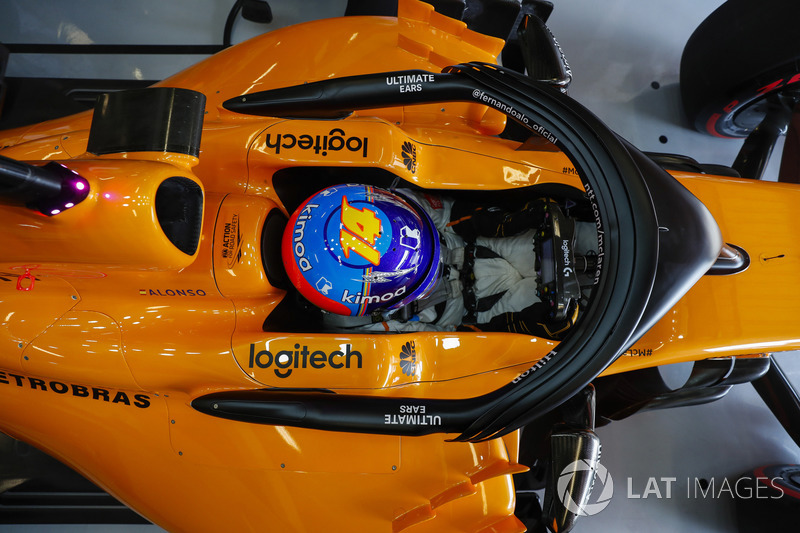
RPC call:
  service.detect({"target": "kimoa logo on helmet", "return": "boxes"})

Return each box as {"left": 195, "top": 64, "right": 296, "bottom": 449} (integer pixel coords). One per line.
{"left": 292, "top": 202, "right": 320, "bottom": 272}
{"left": 341, "top": 286, "right": 406, "bottom": 305}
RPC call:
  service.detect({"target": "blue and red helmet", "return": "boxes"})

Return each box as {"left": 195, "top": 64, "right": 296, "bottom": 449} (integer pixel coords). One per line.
{"left": 281, "top": 184, "right": 440, "bottom": 316}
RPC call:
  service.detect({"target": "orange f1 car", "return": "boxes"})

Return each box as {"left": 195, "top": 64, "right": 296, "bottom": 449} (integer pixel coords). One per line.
{"left": 2, "top": 1, "right": 800, "bottom": 531}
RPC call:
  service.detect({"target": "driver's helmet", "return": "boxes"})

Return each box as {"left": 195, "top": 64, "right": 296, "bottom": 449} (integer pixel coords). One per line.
{"left": 281, "top": 184, "right": 440, "bottom": 316}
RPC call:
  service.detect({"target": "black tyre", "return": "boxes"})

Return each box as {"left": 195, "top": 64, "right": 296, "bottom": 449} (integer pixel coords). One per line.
{"left": 680, "top": 0, "right": 800, "bottom": 138}
{"left": 735, "top": 464, "right": 800, "bottom": 532}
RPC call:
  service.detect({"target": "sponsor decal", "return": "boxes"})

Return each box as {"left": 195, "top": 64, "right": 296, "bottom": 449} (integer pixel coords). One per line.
{"left": 221, "top": 213, "right": 243, "bottom": 268}
{"left": 386, "top": 73, "right": 435, "bottom": 93}
{"left": 399, "top": 225, "right": 420, "bottom": 250}
{"left": 624, "top": 348, "right": 653, "bottom": 357}
{"left": 399, "top": 341, "right": 417, "bottom": 377}
{"left": 292, "top": 202, "right": 319, "bottom": 272}
{"left": 248, "top": 343, "right": 363, "bottom": 379}
{"left": 470, "top": 89, "right": 560, "bottom": 144}
{"left": 563, "top": 166, "right": 579, "bottom": 176}
{"left": 384, "top": 404, "right": 441, "bottom": 426}
{"left": 512, "top": 351, "right": 555, "bottom": 384}
{"left": 140, "top": 289, "right": 207, "bottom": 296}
{"left": 362, "top": 267, "right": 415, "bottom": 284}
{"left": 583, "top": 182, "right": 605, "bottom": 285}
{"left": 0, "top": 370, "right": 151, "bottom": 409}
{"left": 562, "top": 239, "right": 573, "bottom": 277}
{"left": 341, "top": 286, "right": 406, "bottom": 305}
{"left": 264, "top": 128, "right": 368, "bottom": 157}
{"left": 401, "top": 141, "right": 417, "bottom": 172}
{"left": 315, "top": 277, "right": 333, "bottom": 295}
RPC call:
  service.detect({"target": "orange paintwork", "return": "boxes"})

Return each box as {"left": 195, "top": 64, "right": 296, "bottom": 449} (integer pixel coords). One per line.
{"left": 1, "top": 1, "right": 799, "bottom": 531}
{"left": 602, "top": 174, "right": 800, "bottom": 375}
{"left": 1, "top": 159, "right": 202, "bottom": 271}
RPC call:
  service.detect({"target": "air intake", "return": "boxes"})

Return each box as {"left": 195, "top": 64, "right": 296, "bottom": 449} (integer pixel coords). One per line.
{"left": 155, "top": 176, "right": 203, "bottom": 255}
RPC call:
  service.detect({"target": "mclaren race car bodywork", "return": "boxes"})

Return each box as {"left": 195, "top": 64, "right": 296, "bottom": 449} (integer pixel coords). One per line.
{"left": 1, "top": 1, "right": 799, "bottom": 531}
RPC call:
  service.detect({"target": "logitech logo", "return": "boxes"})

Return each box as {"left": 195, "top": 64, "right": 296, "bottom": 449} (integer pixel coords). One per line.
{"left": 264, "top": 128, "right": 368, "bottom": 157}
{"left": 562, "top": 239, "right": 573, "bottom": 277}
{"left": 248, "top": 343, "right": 363, "bottom": 378}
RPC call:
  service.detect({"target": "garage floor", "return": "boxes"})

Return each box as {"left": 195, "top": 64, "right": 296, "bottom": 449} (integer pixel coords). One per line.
{"left": 1, "top": 1, "right": 798, "bottom": 532}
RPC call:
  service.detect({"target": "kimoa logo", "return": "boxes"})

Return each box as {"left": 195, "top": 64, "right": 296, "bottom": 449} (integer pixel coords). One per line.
{"left": 342, "top": 286, "right": 406, "bottom": 305}
{"left": 248, "top": 343, "right": 362, "bottom": 378}
{"left": 292, "top": 203, "right": 319, "bottom": 272}
{"left": 264, "top": 128, "right": 368, "bottom": 157}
